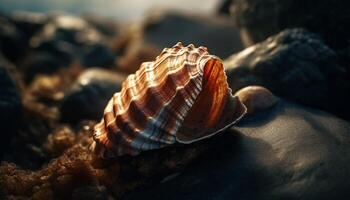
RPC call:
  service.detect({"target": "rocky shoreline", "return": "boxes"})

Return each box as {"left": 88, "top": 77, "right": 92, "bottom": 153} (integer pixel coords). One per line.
{"left": 1, "top": 1, "right": 350, "bottom": 199}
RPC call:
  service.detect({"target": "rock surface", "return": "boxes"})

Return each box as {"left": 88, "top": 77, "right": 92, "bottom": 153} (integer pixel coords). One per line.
{"left": 60, "top": 68, "right": 126, "bottom": 123}
{"left": 81, "top": 43, "right": 115, "bottom": 68}
{"left": 125, "top": 101, "right": 350, "bottom": 200}
{"left": 0, "top": 57, "right": 22, "bottom": 153}
{"left": 230, "top": 0, "right": 350, "bottom": 49}
{"left": 0, "top": 16, "right": 26, "bottom": 61}
{"left": 22, "top": 52, "right": 66, "bottom": 82}
{"left": 10, "top": 11, "right": 47, "bottom": 43}
{"left": 225, "top": 29, "right": 350, "bottom": 119}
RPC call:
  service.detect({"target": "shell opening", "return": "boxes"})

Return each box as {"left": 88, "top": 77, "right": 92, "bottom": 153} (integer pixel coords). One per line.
{"left": 176, "top": 58, "right": 246, "bottom": 143}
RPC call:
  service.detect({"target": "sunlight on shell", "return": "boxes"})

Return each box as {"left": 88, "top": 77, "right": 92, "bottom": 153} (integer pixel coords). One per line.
{"left": 92, "top": 42, "right": 247, "bottom": 157}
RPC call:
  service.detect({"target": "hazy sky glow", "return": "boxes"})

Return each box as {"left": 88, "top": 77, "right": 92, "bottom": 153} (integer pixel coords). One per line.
{"left": 0, "top": 0, "right": 219, "bottom": 21}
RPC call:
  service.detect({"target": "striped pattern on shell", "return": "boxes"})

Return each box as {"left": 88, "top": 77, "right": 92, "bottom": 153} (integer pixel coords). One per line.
{"left": 92, "top": 42, "right": 247, "bottom": 157}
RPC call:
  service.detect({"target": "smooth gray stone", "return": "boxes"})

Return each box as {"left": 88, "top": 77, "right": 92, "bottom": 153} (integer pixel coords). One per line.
{"left": 125, "top": 101, "right": 350, "bottom": 200}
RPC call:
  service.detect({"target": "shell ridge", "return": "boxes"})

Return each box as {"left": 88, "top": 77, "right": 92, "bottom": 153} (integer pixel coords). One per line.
{"left": 118, "top": 48, "right": 207, "bottom": 110}
{"left": 130, "top": 74, "right": 203, "bottom": 146}
{"left": 101, "top": 56, "right": 212, "bottom": 153}
{"left": 111, "top": 66, "right": 200, "bottom": 149}
{"left": 114, "top": 64, "right": 200, "bottom": 138}
{"left": 149, "top": 71, "right": 204, "bottom": 143}
{"left": 113, "top": 59, "right": 203, "bottom": 116}
{"left": 106, "top": 56, "right": 219, "bottom": 152}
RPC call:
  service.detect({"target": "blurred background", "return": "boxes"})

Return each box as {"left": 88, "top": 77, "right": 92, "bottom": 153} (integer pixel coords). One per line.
{"left": 0, "top": 0, "right": 219, "bottom": 22}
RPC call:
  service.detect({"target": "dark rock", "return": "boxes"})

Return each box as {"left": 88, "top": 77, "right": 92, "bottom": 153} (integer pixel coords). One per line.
{"left": 0, "top": 56, "right": 22, "bottom": 154}
{"left": 22, "top": 51, "right": 66, "bottom": 82}
{"left": 10, "top": 11, "right": 48, "bottom": 42}
{"left": 336, "top": 44, "right": 350, "bottom": 78}
{"left": 60, "top": 68, "right": 126, "bottom": 124}
{"left": 230, "top": 0, "right": 350, "bottom": 49}
{"left": 0, "top": 16, "right": 26, "bottom": 61}
{"left": 125, "top": 101, "right": 350, "bottom": 200}
{"left": 143, "top": 11, "right": 244, "bottom": 58}
{"left": 81, "top": 43, "right": 115, "bottom": 67}
{"left": 225, "top": 29, "right": 350, "bottom": 119}
{"left": 32, "top": 40, "right": 76, "bottom": 65}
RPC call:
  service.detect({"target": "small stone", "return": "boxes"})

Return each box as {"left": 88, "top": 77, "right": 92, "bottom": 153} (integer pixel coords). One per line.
{"left": 60, "top": 68, "right": 126, "bottom": 123}
{"left": 235, "top": 86, "right": 278, "bottom": 114}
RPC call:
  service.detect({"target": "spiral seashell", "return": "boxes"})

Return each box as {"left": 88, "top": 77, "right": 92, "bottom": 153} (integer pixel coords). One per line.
{"left": 92, "top": 42, "right": 247, "bottom": 157}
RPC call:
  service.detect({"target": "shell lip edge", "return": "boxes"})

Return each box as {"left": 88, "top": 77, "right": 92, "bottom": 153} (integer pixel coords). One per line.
{"left": 175, "top": 98, "right": 247, "bottom": 144}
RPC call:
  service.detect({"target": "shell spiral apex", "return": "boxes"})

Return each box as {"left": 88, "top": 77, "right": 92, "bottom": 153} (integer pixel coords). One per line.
{"left": 92, "top": 42, "right": 247, "bottom": 157}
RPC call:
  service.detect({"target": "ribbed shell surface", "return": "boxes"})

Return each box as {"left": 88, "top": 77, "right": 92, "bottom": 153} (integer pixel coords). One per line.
{"left": 92, "top": 42, "right": 246, "bottom": 157}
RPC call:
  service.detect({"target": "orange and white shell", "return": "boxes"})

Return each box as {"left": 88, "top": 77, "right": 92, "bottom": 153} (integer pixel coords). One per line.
{"left": 92, "top": 42, "right": 247, "bottom": 157}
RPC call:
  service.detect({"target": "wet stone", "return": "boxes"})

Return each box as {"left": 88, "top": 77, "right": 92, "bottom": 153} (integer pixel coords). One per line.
{"left": 60, "top": 68, "right": 126, "bottom": 124}
{"left": 224, "top": 29, "right": 350, "bottom": 119}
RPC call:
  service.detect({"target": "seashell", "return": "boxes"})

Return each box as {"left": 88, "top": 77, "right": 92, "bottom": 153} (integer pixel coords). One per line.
{"left": 235, "top": 86, "right": 278, "bottom": 115}
{"left": 92, "top": 42, "right": 247, "bottom": 157}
